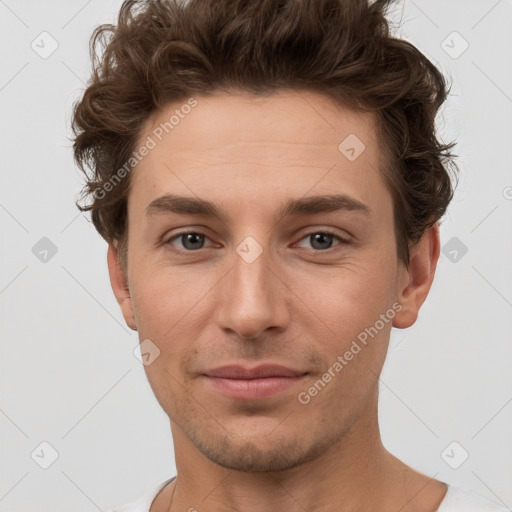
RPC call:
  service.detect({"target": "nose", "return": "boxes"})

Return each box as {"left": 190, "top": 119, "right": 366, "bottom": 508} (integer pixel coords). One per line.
{"left": 216, "top": 240, "right": 290, "bottom": 340}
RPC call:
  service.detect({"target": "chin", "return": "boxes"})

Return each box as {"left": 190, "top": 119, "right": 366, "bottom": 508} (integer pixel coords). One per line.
{"left": 184, "top": 417, "right": 330, "bottom": 472}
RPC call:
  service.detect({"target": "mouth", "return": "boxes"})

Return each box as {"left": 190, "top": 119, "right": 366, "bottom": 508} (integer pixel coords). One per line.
{"left": 202, "top": 364, "right": 308, "bottom": 400}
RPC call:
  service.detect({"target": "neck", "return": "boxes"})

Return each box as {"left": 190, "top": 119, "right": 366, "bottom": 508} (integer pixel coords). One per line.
{"left": 152, "top": 392, "right": 447, "bottom": 512}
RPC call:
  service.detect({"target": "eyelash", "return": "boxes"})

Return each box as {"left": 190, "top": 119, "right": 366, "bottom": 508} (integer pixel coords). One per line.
{"left": 163, "top": 230, "right": 349, "bottom": 254}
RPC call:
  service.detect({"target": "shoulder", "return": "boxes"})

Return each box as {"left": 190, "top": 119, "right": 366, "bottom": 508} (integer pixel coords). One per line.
{"left": 105, "top": 476, "right": 176, "bottom": 512}
{"left": 437, "top": 484, "right": 510, "bottom": 512}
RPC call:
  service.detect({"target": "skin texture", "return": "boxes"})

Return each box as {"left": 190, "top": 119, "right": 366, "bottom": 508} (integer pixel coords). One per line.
{"left": 107, "top": 90, "right": 447, "bottom": 511}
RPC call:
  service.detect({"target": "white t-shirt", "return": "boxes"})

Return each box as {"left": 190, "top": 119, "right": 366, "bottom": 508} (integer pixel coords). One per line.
{"left": 107, "top": 476, "right": 510, "bottom": 512}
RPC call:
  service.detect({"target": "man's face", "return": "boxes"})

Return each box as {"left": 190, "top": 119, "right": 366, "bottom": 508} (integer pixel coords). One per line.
{"left": 118, "top": 90, "right": 410, "bottom": 471}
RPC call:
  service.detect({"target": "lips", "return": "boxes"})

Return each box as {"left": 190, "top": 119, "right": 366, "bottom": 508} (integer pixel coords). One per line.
{"left": 202, "top": 364, "right": 308, "bottom": 400}
{"left": 204, "top": 364, "right": 307, "bottom": 379}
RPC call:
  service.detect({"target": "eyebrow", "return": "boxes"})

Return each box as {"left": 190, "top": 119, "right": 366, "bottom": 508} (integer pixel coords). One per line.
{"left": 145, "top": 193, "right": 371, "bottom": 221}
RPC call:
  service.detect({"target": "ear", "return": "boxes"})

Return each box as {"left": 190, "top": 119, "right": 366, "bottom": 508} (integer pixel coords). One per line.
{"left": 392, "top": 222, "right": 440, "bottom": 329}
{"left": 107, "top": 243, "right": 137, "bottom": 331}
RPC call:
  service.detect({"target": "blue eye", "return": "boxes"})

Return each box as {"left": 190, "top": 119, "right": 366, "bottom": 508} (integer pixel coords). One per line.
{"left": 164, "top": 230, "right": 347, "bottom": 253}
{"left": 295, "top": 231, "right": 345, "bottom": 251}
{"left": 166, "top": 232, "right": 213, "bottom": 251}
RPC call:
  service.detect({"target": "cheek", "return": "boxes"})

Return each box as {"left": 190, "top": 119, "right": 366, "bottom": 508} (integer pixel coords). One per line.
{"left": 130, "top": 265, "right": 219, "bottom": 345}
{"left": 296, "top": 264, "right": 396, "bottom": 417}
{"left": 293, "top": 256, "right": 397, "bottom": 345}
{"left": 132, "top": 270, "right": 203, "bottom": 402}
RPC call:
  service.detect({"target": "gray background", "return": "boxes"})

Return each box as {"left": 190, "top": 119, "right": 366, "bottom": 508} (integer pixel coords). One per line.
{"left": 1, "top": 0, "right": 511, "bottom": 510}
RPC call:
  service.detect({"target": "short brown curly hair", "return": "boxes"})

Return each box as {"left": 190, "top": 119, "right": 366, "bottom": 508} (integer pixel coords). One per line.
{"left": 71, "top": 0, "right": 458, "bottom": 274}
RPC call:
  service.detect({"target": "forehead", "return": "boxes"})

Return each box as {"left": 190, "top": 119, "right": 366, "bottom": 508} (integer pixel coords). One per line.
{"left": 128, "top": 89, "right": 390, "bottom": 217}
{"left": 139, "top": 89, "right": 380, "bottom": 156}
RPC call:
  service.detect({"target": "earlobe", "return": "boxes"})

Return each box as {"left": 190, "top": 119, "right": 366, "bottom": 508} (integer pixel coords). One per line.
{"left": 107, "top": 243, "right": 138, "bottom": 331}
{"left": 392, "top": 223, "right": 440, "bottom": 329}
